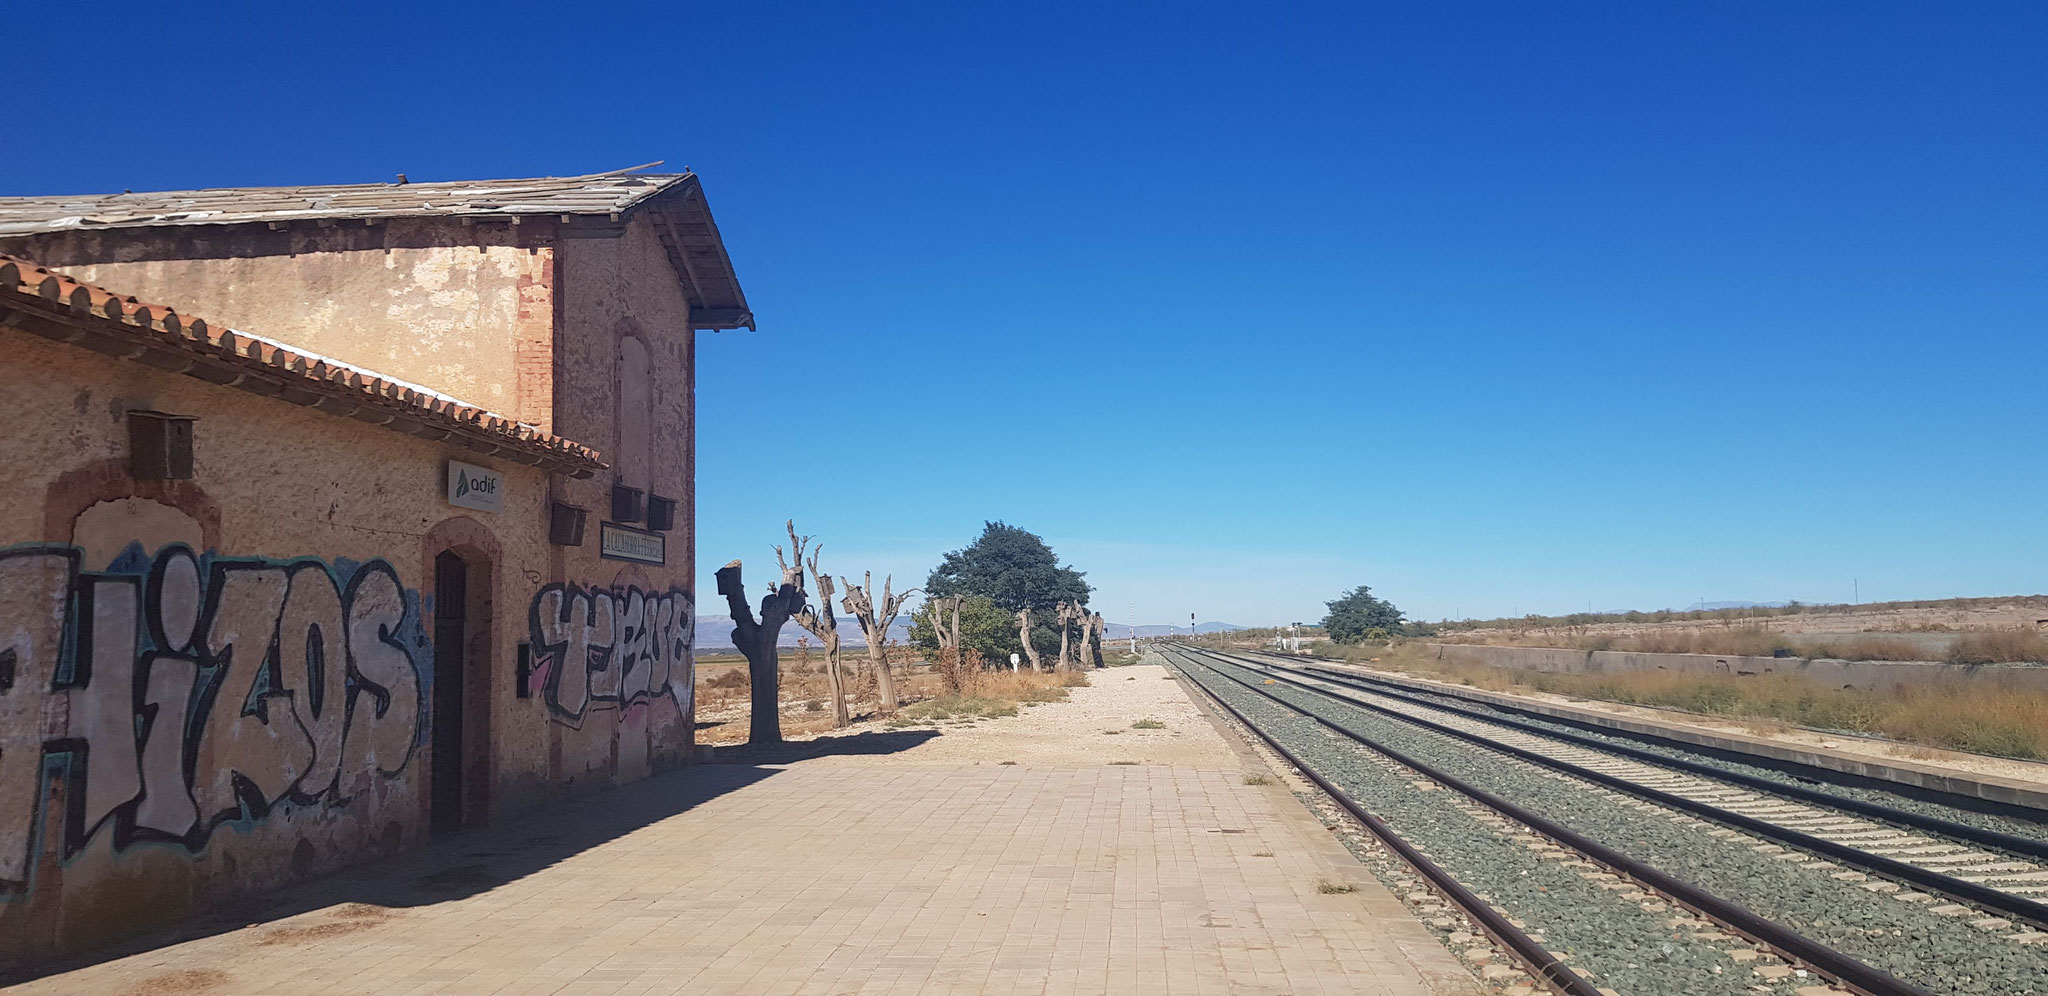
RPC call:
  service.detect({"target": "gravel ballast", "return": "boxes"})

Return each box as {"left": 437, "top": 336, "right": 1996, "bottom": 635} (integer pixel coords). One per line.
{"left": 1331, "top": 668, "right": 2048, "bottom": 842}
{"left": 1174, "top": 654, "right": 1776, "bottom": 996}
{"left": 1182, "top": 652, "right": 2048, "bottom": 996}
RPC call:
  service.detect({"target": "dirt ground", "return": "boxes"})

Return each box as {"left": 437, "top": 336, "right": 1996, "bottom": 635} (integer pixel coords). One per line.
{"left": 1448, "top": 595, "right": 2048, "bottom": 646}
{"left": 704, "top": 661, "right": 1244, "bottom": 767}
{"left": 692, "top": 653, "right": 953, "bottom": 745}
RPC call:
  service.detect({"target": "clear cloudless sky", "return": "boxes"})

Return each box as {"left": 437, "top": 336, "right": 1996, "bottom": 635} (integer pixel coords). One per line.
{"left": 8, "top": 2, "right": 2044, "bottom": 627}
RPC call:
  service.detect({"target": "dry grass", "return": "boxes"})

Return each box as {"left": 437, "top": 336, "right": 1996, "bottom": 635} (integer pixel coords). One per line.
{"left": 1367, "top": 643, "right": 2048, "bottom": 759}
{"left": 889, "top": 668, "right": 1089, "bottom": 726}
{"left": 1438, "top": 621, "right": 2048, "bottom": 665}
{"left": 1316, "top": 880, "right": 1356, "bottom": 894}
{"left": 1572, "top": 627, "right": 1942, "bottom": 661}
{"left": 1243, "top": 773, "right": 1271, "bottom": 785}
{"left": 1131, "top": 718, "right": 1166, "bottom": 729}
{"left": 1946, "top": 629, "right": 2048, "bottom": 665}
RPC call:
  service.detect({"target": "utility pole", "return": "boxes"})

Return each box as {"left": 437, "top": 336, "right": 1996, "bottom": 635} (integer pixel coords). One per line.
{"left": 1129, "top": 601, "right": 1137, "bottom": 653}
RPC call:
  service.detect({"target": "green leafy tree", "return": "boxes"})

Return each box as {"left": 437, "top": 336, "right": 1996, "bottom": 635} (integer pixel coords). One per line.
{"left": 908, "top": 595, "right": 1022, "bottom": 659}
{"left": 925, "top": 522, "right": 1091, "bottom": 611}
{"left": 924, "top": 522, "right": 1092, "bottom": 667}
{"left": 1321, "top": 585, "right": 1405, "bottom": 644}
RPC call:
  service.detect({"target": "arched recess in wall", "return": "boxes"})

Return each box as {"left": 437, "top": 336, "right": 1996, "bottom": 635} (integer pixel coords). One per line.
{"left": 421, "top": 515, "right": 501, "bottom": 832}
{"left": 617, "top": 334, "right": 652, "bottom": 493}
{"left": 45, "top": 460, "right": 221, "bottom": 559}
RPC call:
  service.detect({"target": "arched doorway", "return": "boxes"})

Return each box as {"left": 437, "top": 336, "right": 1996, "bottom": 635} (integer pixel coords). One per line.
{"left": 424, "top": 517, "right": 500, "bottom": 836}
{"left": 431, "top": 550, "right": 470, "bottom": 834}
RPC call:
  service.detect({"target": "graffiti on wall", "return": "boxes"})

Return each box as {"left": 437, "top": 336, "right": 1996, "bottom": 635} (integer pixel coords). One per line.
{"left": 0, "top": 544, "right": 425, "bottom": 893}
{"left": 528, "top": 583, "right": 692, "bottom": 727}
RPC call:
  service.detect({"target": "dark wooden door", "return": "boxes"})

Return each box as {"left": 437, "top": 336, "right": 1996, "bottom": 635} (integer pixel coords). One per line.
{"left": 431, "top": 551, "right": 467, "bottom": 834}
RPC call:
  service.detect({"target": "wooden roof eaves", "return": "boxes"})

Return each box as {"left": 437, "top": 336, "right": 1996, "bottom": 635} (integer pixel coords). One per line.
{"left": 638, "top": 176, "right": 755, "bottom": 332}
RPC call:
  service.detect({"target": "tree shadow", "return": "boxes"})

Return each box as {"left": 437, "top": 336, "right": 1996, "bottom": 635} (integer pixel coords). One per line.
{"left": 5, "top": 729, "right": 940, "bottom": 986}
{"left": 704, "top": 727, "right": 942, "bottom": 765}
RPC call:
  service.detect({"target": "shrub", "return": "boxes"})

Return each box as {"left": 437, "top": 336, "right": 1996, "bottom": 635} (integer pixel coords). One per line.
{"left": 900, "top": 696, "right": 1018, "bottom": 722}
{"left": 1946, "top": 629, "right": 2048, "bottom": 665}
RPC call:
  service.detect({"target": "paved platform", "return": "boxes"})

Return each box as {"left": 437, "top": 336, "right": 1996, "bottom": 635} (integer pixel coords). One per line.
{"left": 7, "top": 671, "right": 1474, "bottom": 995}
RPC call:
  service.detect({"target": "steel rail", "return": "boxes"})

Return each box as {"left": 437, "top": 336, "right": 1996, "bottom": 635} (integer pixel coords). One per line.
{"left": 1167, "top": 647, "right": 1938, "bottom": 996}
{"left": 1184, "top": 645, "right": 2048, "bottom": 932}
{"left": 1158, "top": 649, "right": 1603, "bottom": 996}
{"left": 1250, "top": 647, "right": 2048, "bottom": 827}
{"left": 1186, "top": 645, "right": 2048, "bottom": 931}
{"left": 1270, "top": 657, "right": 2048, "bottom": 862}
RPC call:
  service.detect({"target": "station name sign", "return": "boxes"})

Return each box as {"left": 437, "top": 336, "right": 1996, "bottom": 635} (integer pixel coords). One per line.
{"left": 446, "top": 460, "right": 504, "bottom": 512}
{"left": 600, "top": 522, "right": 665, "bottom": 564}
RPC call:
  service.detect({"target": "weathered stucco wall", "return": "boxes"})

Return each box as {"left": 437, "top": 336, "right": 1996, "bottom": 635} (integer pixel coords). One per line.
{"left": 0, "top": 222, "right": 558, "bottom": 427}
{"left": 0, "top": 212, "right": 705, "bottom": 967}
{"left": 0, "top": 327, "right": 588, "bottom": 968}
{"left": 534, "top": 216, "right": 699, "bottom": 792}
{"left": 1426, "top": 643, "right": 2048, "bottom": 694}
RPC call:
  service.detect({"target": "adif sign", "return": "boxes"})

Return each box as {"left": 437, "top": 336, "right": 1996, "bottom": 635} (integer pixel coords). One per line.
{"left": 446, "top": 460, "right": 505, "bottom": 512}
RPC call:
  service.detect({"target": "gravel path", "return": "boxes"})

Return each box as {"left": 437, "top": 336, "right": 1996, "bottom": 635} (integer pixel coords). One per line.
{"left": 789, "top": 664, "right": 1244, "bottom": 767}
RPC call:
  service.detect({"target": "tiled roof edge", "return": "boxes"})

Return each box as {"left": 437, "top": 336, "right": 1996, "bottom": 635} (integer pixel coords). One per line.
{"left": 0, "top": 253, "right": 607, "bottom": 475}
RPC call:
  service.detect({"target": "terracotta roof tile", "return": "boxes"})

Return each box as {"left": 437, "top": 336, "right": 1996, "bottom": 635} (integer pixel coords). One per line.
{"left": 0, "top": 253, "right": 606, "bottom": 475}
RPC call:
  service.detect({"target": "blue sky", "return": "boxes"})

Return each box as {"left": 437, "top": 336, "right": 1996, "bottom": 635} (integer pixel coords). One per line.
{"left": 8, "top": 3, "right": 2043, "bottom": 626}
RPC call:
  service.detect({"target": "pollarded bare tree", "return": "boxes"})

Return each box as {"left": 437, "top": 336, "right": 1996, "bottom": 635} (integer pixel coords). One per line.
{"left": 1068, "top": 606, "right": 1096, "bottom": 669}
{"left": 786, "top": 524, "right": 850, "bottom": 728}
{"left": 1089, "top": 611, "right": 1107, "bottom": 667}
{"left": 842, "top": 572, "right": 919, "bottom": 716}
{"left": 1055, "top": 600, "right": 1082, "bottom": 669}
{"left": 1016, "top": 607, "right": 1046, "bottom": 672}
{"left": 920, "top": 594, "right": 969, "bottom": 691}
{"left": 920, "top": 595, "right": 965, "bottom": 655}
{"left": 716, "top": 532, "right": 809, "bottom": 746}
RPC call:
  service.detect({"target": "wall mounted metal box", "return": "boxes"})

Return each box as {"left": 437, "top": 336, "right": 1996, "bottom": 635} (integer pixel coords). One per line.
{"left": 127, "top": 410, "right": 197, "bottom": 480}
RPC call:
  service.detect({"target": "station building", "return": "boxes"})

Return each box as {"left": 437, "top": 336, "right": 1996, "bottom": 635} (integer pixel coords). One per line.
{"left": 0, "top": 170, "right": 751, "bottom": 965}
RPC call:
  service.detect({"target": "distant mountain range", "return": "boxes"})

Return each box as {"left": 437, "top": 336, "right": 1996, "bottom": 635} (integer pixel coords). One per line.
{"left": 692, "top": 615, "right": 915, "bottom": 650}
{"left": 691, "top": 616, "right": 1246, "bottom": 649}
{"left": 1104, "top": 621, "right": 1246, "bottom": 637}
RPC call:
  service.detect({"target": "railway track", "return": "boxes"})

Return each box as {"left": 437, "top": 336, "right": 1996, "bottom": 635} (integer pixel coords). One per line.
{"left": 1233, "top": 649, "right": 2048, "bottom": 925}
{"left": 1161, "top": 644, "right": 2048, "bottom": 996}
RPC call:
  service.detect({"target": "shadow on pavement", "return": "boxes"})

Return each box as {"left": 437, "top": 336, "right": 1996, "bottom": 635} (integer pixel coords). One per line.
{"left": 5, "top": 729, "right": 939, "bottom": 986}
{"left": 705, "top": 727, "right": 944, "bottom": 765}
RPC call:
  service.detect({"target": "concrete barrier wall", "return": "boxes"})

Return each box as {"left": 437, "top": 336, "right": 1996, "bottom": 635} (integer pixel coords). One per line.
{"left": 1425, "top": 643, "right": 2048, "bottom": 695}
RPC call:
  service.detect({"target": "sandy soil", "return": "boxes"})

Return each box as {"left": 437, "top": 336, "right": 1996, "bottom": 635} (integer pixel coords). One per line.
{"left": 740, "top": 663, "right": 1244, "bottom": 767}
{"left": 1448, "top": 596, "right": 2048, "bottom": 645}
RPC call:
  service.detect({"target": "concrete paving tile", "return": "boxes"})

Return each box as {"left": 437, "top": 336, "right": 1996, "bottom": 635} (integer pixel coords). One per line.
{"left": 10, "top": 665, "right": 1474, "bottom": 995}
